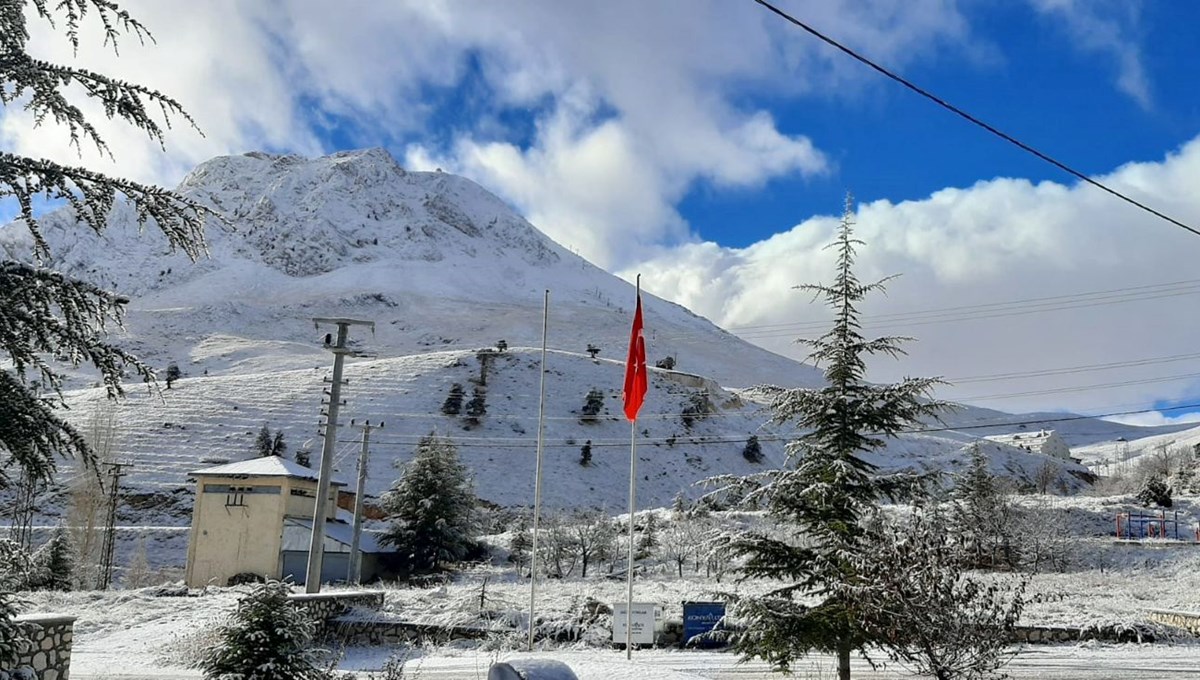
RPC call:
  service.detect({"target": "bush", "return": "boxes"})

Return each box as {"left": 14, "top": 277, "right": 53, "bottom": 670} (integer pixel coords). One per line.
{"left": 0, "top": 591, "right": 29, "bottom": 672}
{"left": 199, "top": 580, "right": 325, "bottom": 680}
{"left": 227, "top": 572, "right": 267, "bottom": 587}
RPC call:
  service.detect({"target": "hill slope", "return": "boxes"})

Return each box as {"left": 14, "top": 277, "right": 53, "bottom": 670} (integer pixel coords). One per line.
{"left": 3, "top": 148, "right": 1183, "bottom": 511}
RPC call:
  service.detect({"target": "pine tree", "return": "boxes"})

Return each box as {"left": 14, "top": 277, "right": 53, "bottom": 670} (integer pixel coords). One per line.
{"left": 722, "top": 198, "right": 946, "bottom": 680}
{"left": 951, "top": 444, "right": 1019, "bottom": 570}
{"left": 380, "top": 434, "right": 480, "bottom": 572}
{"left": 671, "top": 491, "right": 688, "bottom": 517}
{"left": 254, "top": 425, "right": 273, "bottom": 457}
{"left": 580, "top": 388, "right": 604, "bottom": 423}
{"left": 742, "top": 435, "right": 763, "bottom": 464}
{"left": 579, "top": 440, "right": 593, "bottom": 467}
{"left": 35, "top": 526, "right": 74, "bottom": 591}
{"left": 199, "top": 580, "right": 325, "bottom": 680}
{"left": 441, "top": 383, "right": 465, "bottom": 416}
{"left": 270, "top": 430, "right": 286, "bottom": 458}
{"left": 1, "top": 1, "right": 209, "bottom": 489}
{"left": 1136, "top": 475, "right": 1172, "bottom": 508}
{"left": 508, "top": 516, "right": 532, "bottom": 577}
{"left": 165, "top": 363, "right": 182, "bottom": 389}
{"left": 464, "top": 387, "right": 487, "bottom": 427}
{"left": 635, "top": 513, "right": 658, "bottom": 560}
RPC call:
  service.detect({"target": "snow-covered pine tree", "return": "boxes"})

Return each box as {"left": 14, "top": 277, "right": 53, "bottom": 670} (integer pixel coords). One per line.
{"left": 1136, "top": 475, "right": 1172, "bottom": 508}
{"left": 441, "top": 383, "right": 465, "bottom": 416}
{"left": 0, "top": 0, "right": 209, "bottom": 489}
{"left": 199, "top": 580, "right": 325, "bottom": 680}
{"left": 35, "top": 527, "right": 73, "bottom": 591}
{"left": 951, "top": 443, "right": 1019, "bottom": 570}
{"left": 721, "top": 197, "right": 946, "bottom": 680}
{"left": 0, "top": 539, "right": 44, "bottom": 591}
{"left": 580, "top": 388, "right": 604, "bottom": 423}
{"left": 464, "top": 387, "right": 487, "bottom": 427}
{"left": 635, "top": 513, "right": 658, "bottom": 560}
{"left": 579, "top": 440, "right": 592, "bottom": 467}
{"left": 508, "top": 516, "right": 532, "bottom": 577}
{"left": 380, "top": 434, "right": 480, "bottom": 573}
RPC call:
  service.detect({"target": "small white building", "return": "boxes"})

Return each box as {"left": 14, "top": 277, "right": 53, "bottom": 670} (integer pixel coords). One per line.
{"left": 184, "top": 457, "right": 388, "bottom": 587}
{"left": 983, "top": 429, "right": 1073, "bottom": 461}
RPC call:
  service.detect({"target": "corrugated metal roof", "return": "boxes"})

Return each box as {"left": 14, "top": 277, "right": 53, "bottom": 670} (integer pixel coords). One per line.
{"left": 281, "top": 517, "right": 388, "bottom": 554}
{"left": 189, "top": 456, "right": 347, "bottom": 486}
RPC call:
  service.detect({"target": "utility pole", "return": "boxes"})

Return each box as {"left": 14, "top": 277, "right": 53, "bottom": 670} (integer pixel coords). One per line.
{"left": 348, "top": 419, "right": 381, "bottom": 584}
{"left": 307, "top": 317, "right": 373, "bottom": 593}
{"left": 97, "top": 461, "right": 128, "bottom": 590}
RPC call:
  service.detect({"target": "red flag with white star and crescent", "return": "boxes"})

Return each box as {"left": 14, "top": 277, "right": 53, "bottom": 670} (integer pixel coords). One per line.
{"left": 623, "top": 291, "right": 647, "bottom": 421}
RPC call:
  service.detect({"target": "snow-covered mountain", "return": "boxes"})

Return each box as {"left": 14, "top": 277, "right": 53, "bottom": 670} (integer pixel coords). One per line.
{"left": 1, "top": 148, "right": 1187, "bottom": 509}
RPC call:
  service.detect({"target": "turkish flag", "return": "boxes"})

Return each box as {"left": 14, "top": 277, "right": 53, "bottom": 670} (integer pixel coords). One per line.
{"left": 623, "top": 292, "right": 647, "bottom": 421}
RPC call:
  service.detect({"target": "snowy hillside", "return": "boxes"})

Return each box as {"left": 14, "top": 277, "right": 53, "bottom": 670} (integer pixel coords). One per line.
{"left": 0, "top": 147, "right": 1182, "bottom": 509}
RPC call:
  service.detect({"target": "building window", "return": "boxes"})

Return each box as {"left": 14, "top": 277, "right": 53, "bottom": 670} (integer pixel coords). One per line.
{"left": 225, "top": 485, "right": 249, "bottom": 507}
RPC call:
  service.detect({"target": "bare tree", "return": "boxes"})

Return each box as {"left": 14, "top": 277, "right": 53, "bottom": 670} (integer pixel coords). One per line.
{"left": 68, "top": 403, "right": 118, "bottom": 587}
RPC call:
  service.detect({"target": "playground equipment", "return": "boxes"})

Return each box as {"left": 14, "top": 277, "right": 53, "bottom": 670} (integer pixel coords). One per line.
{"left": 1114, "top": 511, "right": 1198, "bottom": 541}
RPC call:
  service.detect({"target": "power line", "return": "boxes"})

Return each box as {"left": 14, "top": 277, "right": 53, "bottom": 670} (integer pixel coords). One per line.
{"left": 732, "top": 281, "right": 1200, "bottom": 339}
{"left": 332, "top": 401, "right": 1200, "bottom": 450}
{"left": 960, "top": 371, "right": 1200, "bottom": 402}
{"left": 751, "top": 0, "right": 1200, "bottom": 240}
{"left": 948, "top": 351, "right": 1200, "bottom": 384}
{"left": 727, "top": 278, "right": 1200, "bottom": 333}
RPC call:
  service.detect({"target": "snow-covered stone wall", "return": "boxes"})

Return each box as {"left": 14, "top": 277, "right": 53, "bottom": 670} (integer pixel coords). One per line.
{"left": 6, "top": 613, "right": 75, "bottom": 680}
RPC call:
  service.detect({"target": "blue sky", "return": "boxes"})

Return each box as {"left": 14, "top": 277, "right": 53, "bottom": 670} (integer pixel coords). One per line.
{"left": 5, "top": 0, "right": 1200, "bottom": 423}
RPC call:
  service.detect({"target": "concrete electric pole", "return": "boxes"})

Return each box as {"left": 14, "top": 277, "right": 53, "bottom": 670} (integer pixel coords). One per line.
{"left": 306, "top": 317, "right": 373, "bottom": 593}
{"left": 348, "top": 418, "right": 381, "bottom": 584}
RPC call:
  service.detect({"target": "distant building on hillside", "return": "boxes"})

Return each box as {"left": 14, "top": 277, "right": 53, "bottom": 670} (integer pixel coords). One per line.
{"left": 983, "top": 429, "right": 1073, "bottom": 461}
{"left": 184, "top": 456, "right": 391, "bottom": 587}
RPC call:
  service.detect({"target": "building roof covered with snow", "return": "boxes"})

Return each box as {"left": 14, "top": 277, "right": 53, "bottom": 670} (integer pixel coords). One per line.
{"left": 983, "top": 429, "right": 1073, "bottom": 461}
{"left": 189, "top": 456, "right": 346, "bottom": 486}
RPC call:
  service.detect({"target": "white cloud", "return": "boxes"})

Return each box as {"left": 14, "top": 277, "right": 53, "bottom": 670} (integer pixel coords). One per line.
{"left": 1028, "top": 0, "right": 1152, "bottom": 108}
{"left": 2, "top": 0, "right": 978, "bottom": 268}
{"left": 0, "top": 1, "right": 322, "bottom": 185}
{"left": 1105, "top": 411, "right": 1200, "bottom": 428}
{"left": 628, "top": 137, "right": 1200, "bottom": 416}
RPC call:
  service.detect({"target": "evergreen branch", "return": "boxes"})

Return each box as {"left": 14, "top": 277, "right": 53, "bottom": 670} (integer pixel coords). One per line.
{"left": 30, "top": 0, "right": 152, "bottom": 54}
{"left": 1, "top": 50, "right": 199, "bottom": 154}
{"left": 0, "top": 152, "right": 210, "bottom": 260}
{"left": 0, "top": 261, "right": 152, "bottom": 399}
{"left": 0, "top": 369, "right": 91, "bottom": 487}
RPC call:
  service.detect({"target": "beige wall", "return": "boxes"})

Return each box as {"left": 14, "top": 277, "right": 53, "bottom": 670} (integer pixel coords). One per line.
{"left": 185, "top": 475, "right": 344, "bottom": 587}
{"left": 186, "top": 478, "right": 286, "bottom": 587}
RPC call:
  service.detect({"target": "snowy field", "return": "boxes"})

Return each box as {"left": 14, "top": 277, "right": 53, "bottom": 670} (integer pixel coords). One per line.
{"left": 18, "top": 505, "right": 1200, "bottom": 680}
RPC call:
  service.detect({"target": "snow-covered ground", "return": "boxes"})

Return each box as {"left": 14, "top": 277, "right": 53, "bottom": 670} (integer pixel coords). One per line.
{"left": 14, "top": 493, "right": 1200, "bottom": 680}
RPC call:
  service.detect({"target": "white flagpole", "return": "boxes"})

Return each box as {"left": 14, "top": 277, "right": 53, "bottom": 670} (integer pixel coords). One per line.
{"left": 625, "top": 276, "right": 640, "bottom": 660}
{"left": 528, "top": 289, "right": 550, "bottom": 651}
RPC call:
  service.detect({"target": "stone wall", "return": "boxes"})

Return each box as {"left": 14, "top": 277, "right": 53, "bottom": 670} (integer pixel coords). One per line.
{"left": 1147, "top": 609, "right": 1200, "bottom": 636}
{"left": 287, "top": 590, "right": 384, "bottom": 623}
{"left": 323, "top": 617, "right": 492, "bottom": 646}
{"left": 6, "top": 614, "right": 76, "bottom": 680}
